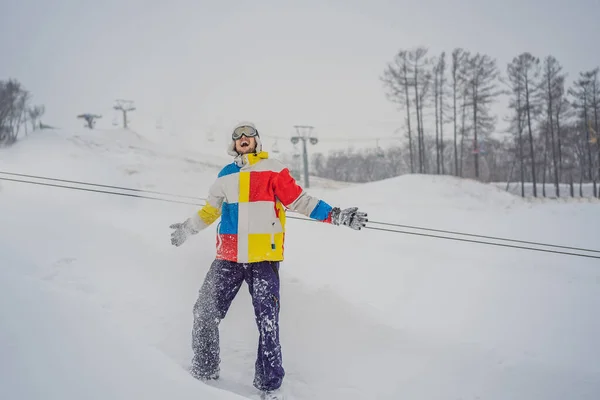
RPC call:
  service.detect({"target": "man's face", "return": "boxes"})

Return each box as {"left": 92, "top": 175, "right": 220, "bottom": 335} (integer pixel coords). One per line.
{"left": 235, "top": 135, "right": 257, "bottom": 154}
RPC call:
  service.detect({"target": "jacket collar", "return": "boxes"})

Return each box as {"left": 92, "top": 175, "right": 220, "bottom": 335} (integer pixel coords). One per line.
{"left": 234, "top": 151, "right": 269, "bottom": 167}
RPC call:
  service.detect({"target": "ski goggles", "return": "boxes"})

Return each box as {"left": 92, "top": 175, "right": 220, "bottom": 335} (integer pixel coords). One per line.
{"left": 232, "top": 125, "right": 259, "bottom": 140}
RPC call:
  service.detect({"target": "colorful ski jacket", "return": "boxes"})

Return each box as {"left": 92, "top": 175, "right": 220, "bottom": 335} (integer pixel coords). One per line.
{"left": 191, "top": 151, "right": 334, "bottom": 263}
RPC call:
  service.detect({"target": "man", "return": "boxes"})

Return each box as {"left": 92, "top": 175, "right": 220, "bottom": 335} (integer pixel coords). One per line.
{"left": 169, "top": 122, "right": 368, "bottom": 400}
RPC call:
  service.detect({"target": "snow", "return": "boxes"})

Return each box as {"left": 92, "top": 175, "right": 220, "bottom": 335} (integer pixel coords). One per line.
{"left": 0, "top": 261, "right": 246, "bottom": 400}
{"left": 1, "top": 127, "right": 600, "bottom": 399}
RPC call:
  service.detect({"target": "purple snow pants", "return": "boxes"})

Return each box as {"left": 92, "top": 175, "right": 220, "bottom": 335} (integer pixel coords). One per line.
{"left": 190, "top": 259, "right": 284, "bottom": 392}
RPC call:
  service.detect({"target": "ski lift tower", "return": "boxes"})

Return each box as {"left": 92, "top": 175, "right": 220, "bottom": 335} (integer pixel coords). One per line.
{"left": 113, "top": 99, "right": 136, "bottom": 129}
{"left": 291, "top": 125, "right": 318, "bottom": 188}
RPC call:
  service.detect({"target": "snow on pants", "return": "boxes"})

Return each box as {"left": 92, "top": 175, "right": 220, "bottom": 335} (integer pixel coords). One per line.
{"left": 191, "top": 258, "right": 284, "bottom": 391}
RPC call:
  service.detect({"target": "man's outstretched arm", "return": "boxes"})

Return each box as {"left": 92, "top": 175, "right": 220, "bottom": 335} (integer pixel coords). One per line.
{"left": 272, "top": 167, "right": 368, "bottom": 230}
{"left": 170, "top": 179, "right": 224, "bottom": 246}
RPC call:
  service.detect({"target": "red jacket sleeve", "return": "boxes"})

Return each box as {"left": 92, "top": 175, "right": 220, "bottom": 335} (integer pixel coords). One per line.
{"left": 272, "top": 167, "right": 333, "bottom": 222}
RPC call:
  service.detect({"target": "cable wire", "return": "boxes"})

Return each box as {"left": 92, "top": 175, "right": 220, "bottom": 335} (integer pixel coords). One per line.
{"left": 367, "top": 220, "right": 600, "bottom": 255}
{"left": 363, "top": 226, "right": 600, "bottom": 260}
{"left": 7, "top": 170, "right": 596, "bottom": 255}
{"left": 0, "top": 171, "right": 202, "bottom": 200}
{"left": 0, "top": 176, "right": 203, "bottom": 206}
{"left": 2, "top": 172, "right": 599, "bottom": 260}
{"left": 281, "top": 214, "right": 600, "bottom": 260}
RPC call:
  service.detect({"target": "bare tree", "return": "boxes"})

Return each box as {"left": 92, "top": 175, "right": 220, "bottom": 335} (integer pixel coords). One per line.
{"left": 0, "top": 78, "right": 31, "bottom": 146}
{"left": 589, "top": 68, "right": 600, "bottom": 196}
{"left": 418, "top": 68, "right": 432, "bottom": 173}
{"left": 438, "top": 52, "right": 447, "bottom": 174}
{"left": 408, "top": 47, "right": 430, "bottom": 173}
{"left": 536, "top": 56, "right": 566, "bottom": 196}
{"left": 505, "top": 63, "right": 526, "bottom": 197}
{"left": 433, "top": 53, "right": 448, "bottom": 174}
{"left": 459, "top": 86, "right": 471, "bottom": 177}
{"left": 382, "top": 50, "right": 415, "bottom": 173}
{"left": 569, "top": 71, "right": 598, "bottom": 197}
{"left": 464, "top": 52, "right": 502, "bottom": 179}
{"left": 451, "top": 48, "right": 468, "bottom": 176}
{"left": 506, "top": 53, "right": 542, "bottom": 196}
{"left": 555, "top": 81, "right": 570, "bottom": 179}
{"left": 434, "top": 58, "right": 441, "bottom": 174}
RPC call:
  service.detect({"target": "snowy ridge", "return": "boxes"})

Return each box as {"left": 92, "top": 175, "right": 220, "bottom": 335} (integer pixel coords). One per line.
{"left": 324, "top": 173, "right": 524, "bottom": 210}
{"left": 1, "top": 128, "right": 599, "bottom": 399}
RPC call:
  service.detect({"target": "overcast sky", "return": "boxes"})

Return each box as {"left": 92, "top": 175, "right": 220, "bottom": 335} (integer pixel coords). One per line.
{"left": 1, "top": 0, "right": 598, "bottom": 152}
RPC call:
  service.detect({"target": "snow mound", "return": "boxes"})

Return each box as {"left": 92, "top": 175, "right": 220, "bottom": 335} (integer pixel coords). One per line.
{"left": 324, "top": 173, "right": 523, "bottom": 211}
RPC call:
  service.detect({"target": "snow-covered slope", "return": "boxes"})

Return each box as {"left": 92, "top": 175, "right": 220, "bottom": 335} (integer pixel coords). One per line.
{"left": 0, "top": 257, "right": 247, "bottom": 400}
{"left": 1, "top": 128, "right": 599, "bottom": 400}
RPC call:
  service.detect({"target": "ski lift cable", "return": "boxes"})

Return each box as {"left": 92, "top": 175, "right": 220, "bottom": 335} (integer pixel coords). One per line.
{"left": 285, "top": 214, "right": 600, "bottom": 257}
{"left": 366, "top": 220, "right": 600, "bottom": 255}
{"left": 1, "top": 171, "right": 599, "bottom": 258}
{"left": 2, "top": 170, "right": 598, "bottom": 255}
{"left": 0, "top": 171, "right": 202, "bottom": 201}
{"left": 0, "top": 176, "right": 202, "bottom": 207}
{"left": 1, "top": 175, "right": 598, "bottom": 261}
{"left": 360, "top": 225, "right": 600, "bottom": 260}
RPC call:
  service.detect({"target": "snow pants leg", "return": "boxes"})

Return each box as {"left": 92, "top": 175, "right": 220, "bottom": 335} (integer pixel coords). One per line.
{"left": 190, "top": 259, "right": 284, "bottom": 391}
{"left": 190, "top": 259, "right": 244, "bottom": 379}
{"left": 244, "top": 261, "right": 285, "bottom": 392}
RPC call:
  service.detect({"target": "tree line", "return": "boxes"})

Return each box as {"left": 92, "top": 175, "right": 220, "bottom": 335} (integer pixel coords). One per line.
{"left": 0, "top": 78, "right": 46, "bottom": 147}
{"left": 309, "top": 47, "right": 599, "bottom": 198}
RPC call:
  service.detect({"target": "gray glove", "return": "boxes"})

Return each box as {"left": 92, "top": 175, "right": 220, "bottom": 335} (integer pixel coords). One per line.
{"left": 170, "top": 218, "right": 199, "bottom": 246}
{"left": 330, "top": 207, "right": 368, "bottom": 230}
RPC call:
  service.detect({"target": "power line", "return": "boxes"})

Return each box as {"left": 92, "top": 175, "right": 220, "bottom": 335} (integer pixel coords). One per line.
{"left": 6, "top": 170, "right": 594, "bottom": 255}
{"left": 284, "top": 214, "right": 600, "bottom": 259}
{"left": 2, "top": 170, "right": 598, "bottom": 255}
{"left": 367, "top": 220, "right": 600, "bottom": 255}
{"left": 1, "top": 172, "right": 599, "bottom": 260}
{"left": 0, "top": 171, "right": 202, "bottom": 200}
{"left": 360, "top": 225, "right": 600, "bottom": 260}
{"left": 0, "top": 176, "right": 202, "bottom": 206}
